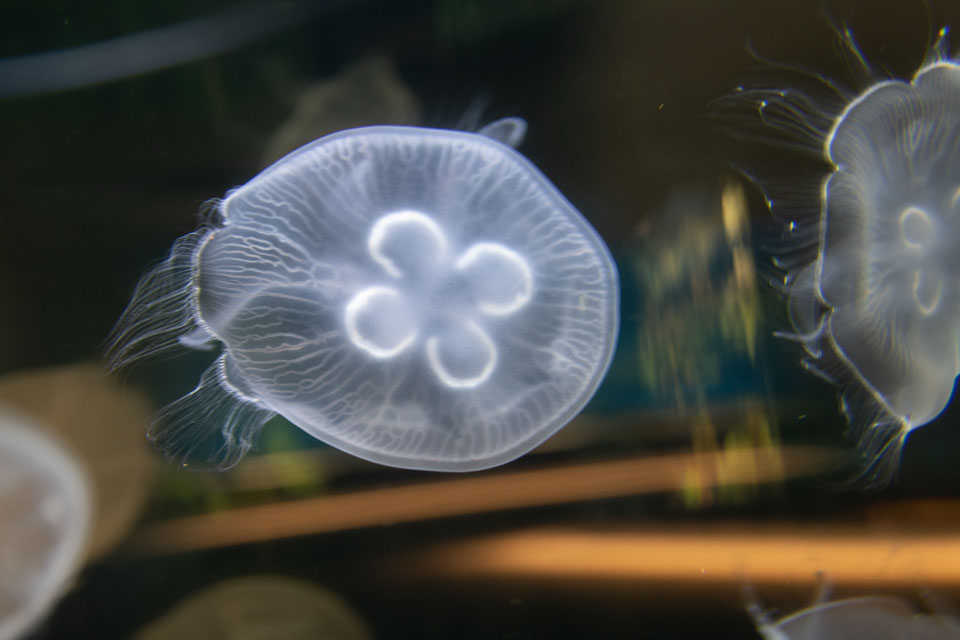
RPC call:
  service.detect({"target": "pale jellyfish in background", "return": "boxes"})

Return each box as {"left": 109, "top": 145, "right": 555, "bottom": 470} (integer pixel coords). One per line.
{"left": 725, "top": 27, "right": 960, "bottom": 486}
{"left": 0, "top": 363, "right": 154, "bottom": 562}
{"left": 0, "top": 406, "right": 91, "bottom": 640}
{"left": 108, "top": 117, "right": 620, "bottom": 472}
{"left": 754, "top": 596, "right": 960, "bottom": 640}
{"left": 135, "top": 576, "right": 372, "bottom": 640}
{"left": 258, "top": 55, "right": 421, "bottom": 167}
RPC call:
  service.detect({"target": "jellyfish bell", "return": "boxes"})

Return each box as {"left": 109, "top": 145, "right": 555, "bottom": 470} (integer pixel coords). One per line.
{"left": 0, "top": 363, "right": 154, "bottom": 562}
{"left": 108, "top": 117, "right": 620, "bottom": 472}
{"left": 720, "top": 26, "right": 960, "bottom": 487}
{"left": 815, "top": 56, "right": 960, "bottom": 423}
{"left": 754, "top": 596, "right": 960, "bottom": 640}
{"left": 0, "top": 405, "right": 92, "bottom": 640}
{"left": 134, "top": 575, "right": 373, "bottom": 640}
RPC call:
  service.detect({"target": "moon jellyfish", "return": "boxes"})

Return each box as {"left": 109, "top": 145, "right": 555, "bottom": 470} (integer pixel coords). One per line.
{"left": 108, "top": 117, "right": 619, "bottom": 472}
{"left": 754, "top": 596, "right": 960, "bottom": 640}
{"left": 0, "top": 406, "right": 91, "bottom": 640}
{"left": 725, "top": 27, "right": 960, "bottom": 485}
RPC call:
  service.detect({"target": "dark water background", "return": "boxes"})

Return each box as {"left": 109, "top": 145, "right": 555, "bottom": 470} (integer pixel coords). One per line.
{"left": 3, "top": 1, "right": 960, "bottom": 638}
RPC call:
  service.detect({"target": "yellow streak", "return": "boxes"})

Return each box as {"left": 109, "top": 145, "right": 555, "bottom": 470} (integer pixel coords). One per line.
{"left": 129, "top": 446, "right": 828, "bottom": 554}
{"left": 419, "top": 526, "right": 960, "bottom": 587}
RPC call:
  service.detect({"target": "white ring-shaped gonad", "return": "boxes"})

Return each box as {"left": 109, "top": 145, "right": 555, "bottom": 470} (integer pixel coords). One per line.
{"left": 368, "top": 210, "right": 448, "bottom": 278}
{"left": 425, "top": 320, "right": 498, "bottom": 389}
{"left": 343, "top": 286, "right": 418, "bottom": 358}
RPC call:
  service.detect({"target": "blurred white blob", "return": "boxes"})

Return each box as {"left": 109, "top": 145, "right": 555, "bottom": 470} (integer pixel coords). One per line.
{"left": 0, "top": 405, "right": 91, "bottom": 640}
{"left": 0, "top": 1, "right": 338, "bottom": 99}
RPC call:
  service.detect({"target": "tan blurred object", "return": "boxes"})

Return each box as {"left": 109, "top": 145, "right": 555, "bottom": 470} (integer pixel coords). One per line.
{"left": 0, "top": 363, "right": 155, "bottom": 561}
{"left": 134, "top": 576, "right": 373, "bottom": 640}
{"left": 260, "top": 55, "right": 420, "bottom": 166}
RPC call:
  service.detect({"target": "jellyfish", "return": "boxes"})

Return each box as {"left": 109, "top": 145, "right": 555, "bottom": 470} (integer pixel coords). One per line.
{"left": 754, "top": 596, "right": 960, "bottom": 640}
{"left": 725, "top": 27, "right": 960, "bottom": 485}
{"left": 108, "top": 117, "right": 620, "bottom": 472}
{"left": 135, "top": 576, "right": 372, "bottom": 640}
{"left": 0, "top": 405, "right": 91, "bottom": 640}
{"left": 0, "top": 363, "right": 155, "bottom": 561}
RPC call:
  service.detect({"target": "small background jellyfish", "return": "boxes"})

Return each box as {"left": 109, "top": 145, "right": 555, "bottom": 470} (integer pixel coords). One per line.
{"left": 134, "top": 576, "right": 373, "bottom": 640}
{"left": 748, "top": 586, "right": 960, "bottom": 640}
{"left": 0, "top": 363, "right": 155, "bottom": 561}
{"left": 108, "top": 118, "right": 619, "bottom": 473}
{"left": 719, "top": 23, "right": 960, "bottom": 487}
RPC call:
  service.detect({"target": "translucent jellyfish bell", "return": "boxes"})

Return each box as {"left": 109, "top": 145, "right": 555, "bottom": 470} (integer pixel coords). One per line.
{"left": 135, "top": 576, "right": 372, "bottom": 640}
{"left": 108, "top": 117, "right": 619, "bottom": 472}
{"left": 0, "top": 406, "right": 92, "bottom": 640}
{"left": 801, "top": 51, "right": 960, "bottom": 472}
{"left": 755, "top": 596, "right": 960, "bottom": 640}
{"left": 725, "top": 29, "right": 960, "bottom": 485}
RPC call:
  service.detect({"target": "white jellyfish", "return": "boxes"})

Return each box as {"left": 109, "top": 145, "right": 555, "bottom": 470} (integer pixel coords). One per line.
{"left": 0, "top": 406, "right": 92, "bottom": 640}
{"left": 108, "top": 117, "right": 619, "bottom": 472}
{"left": 725, "top": 27, "right": 960, "bottom": 485}
{"left": 754, "top": 596, "right": 960, "bottom": 640}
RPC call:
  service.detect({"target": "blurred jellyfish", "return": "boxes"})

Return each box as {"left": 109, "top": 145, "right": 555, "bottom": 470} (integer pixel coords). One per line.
{"left": 753, "top": 596, "right": 960, "bottom": 640}
{"left": 0, "top": 363, "right": 154, "bottom": 561}
{"left": 259, "top": 55, "right": 420, "bottom": 167}
{"left": 135, "top": 576, "right": 372, "bottom": 640}
{"left": 0, "top": 405, "right": 91, "bottom": 640}
{"left": 0, "top": 1, "right": 336, "bottom": 100}
{"left": 108, "top": 118, "right": 620, "bottom": 472}
{"left": 724, "top": 27, "right": 960, "bottom": 485}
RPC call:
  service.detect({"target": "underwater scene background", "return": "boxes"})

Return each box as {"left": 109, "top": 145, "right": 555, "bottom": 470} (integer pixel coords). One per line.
{"left": 4, "top": 0, "right": 960, "bottom": 638}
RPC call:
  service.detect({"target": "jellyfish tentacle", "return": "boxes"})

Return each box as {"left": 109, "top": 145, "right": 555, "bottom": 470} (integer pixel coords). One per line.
{"left": 148, "top": 355, "right": 275, "bottom": 470}
{"left": 104, "top": 230, "right": 208, "bottom": 370}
